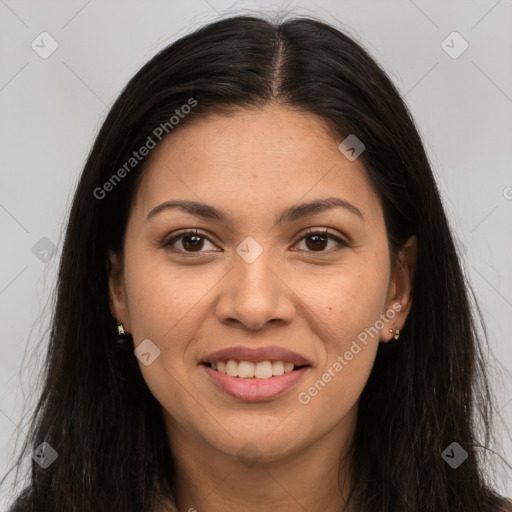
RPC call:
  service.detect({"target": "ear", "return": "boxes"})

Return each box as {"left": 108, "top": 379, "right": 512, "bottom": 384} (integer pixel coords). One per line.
{"left": 107, "top": 250, "right": 131, "bottom": 332}
{"left": 380, "top": 235, "right": 417, "bottom": 342}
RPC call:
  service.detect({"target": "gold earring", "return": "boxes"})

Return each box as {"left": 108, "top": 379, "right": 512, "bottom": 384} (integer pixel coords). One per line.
{"left": 389, "top": 328, "right": 400, "bottom": 340}
{"left": 116, "top": 322, "right": 129, "bottom": 344}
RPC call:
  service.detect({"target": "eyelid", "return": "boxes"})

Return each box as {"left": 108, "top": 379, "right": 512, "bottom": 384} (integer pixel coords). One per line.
{"left": 161, "top": 227, "right": 351, "bottom": 254}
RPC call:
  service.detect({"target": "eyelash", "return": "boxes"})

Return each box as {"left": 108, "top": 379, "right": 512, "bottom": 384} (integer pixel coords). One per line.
{"left": 161, "top": 228, "right": 350, "bottom": 256}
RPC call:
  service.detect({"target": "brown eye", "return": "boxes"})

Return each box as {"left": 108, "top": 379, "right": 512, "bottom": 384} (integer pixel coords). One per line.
{"left": 305, "top": 233, "right": 329, "bottom": 251}
{"left": 293, "top": 229, "right": 349, "bottom": 253}
{"left": 162, "top": 229, "right": 217, "bottom": 253}
{"left": 180, "top": 233, "right": 205, "bottom": 251}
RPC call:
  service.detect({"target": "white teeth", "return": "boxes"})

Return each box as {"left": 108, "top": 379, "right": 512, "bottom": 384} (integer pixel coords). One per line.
{"left": 226, "top": 360, "right": 238, "bottom": 377}
{"left": 238, "top": 360, "right": 255, "bottom": 378}
{"left": 254, "top": 361, "right": 273, "bottom": 379}
{"left": 271, "top": 361, "right": 284, "bottom": 376}
{"left": 210, "top": 359, "right": 301, "bottom": 378}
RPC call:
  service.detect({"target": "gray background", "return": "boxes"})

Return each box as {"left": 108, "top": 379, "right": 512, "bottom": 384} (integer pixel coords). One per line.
{"left": 1, "top": 0, "right": 511, "bottom": 507}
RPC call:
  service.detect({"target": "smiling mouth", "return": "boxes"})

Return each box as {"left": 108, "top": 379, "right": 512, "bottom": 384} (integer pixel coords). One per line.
{"left": 202, "top": 360, "right": 309, "bottom": 379}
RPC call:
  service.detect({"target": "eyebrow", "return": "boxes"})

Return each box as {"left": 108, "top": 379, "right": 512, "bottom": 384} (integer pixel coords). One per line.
{"left": 146, "top": 197, "right": 364, "bottom": 225}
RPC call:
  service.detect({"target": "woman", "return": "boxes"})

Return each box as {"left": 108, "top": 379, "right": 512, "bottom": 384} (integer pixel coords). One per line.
{"left": 3, "top": 13, "right": 511, "bottom": 512}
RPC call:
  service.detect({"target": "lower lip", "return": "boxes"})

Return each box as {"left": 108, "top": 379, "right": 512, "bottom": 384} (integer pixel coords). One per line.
{"left": 202, "top": 364, "right": 309, "bottom": 402}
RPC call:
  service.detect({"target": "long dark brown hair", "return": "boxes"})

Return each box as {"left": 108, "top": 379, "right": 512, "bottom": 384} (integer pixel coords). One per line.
{"left": 2, "top": 13, "right": 511, "bottom": 512}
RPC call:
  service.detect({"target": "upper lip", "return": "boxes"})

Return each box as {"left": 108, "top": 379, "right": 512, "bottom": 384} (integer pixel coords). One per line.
{"left": 200, "top": 346, "right": 311, "bottom": 366}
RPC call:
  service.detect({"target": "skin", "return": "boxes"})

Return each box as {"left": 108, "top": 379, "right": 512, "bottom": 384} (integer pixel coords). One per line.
{"left": 109, "top": 103, "right": 416, "bottom": 512}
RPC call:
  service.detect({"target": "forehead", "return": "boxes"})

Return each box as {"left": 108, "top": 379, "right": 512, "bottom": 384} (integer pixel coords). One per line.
{"left": 134, "top": 104, "right": 382, "bottom": 227}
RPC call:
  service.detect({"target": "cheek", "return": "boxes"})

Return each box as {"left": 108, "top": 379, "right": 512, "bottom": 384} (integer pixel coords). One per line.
{"left": 122, "top": 254, "right": 207, "bottom": 415}
{"left": 299, "top": 252, "right": 390, "bottom": 348}
{"left": 294, "top": 261, "right": 387, "bottom": 422}
{"left": 291, "top": 251, "right": 389, "bottom": 410}
{"left": 123, "top": 247, "right": 210, "bottom": 342}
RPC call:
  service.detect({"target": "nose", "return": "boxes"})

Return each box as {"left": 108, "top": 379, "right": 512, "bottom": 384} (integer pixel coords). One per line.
{"left": 215, "top": 251, "right": 296, "bottom": 331}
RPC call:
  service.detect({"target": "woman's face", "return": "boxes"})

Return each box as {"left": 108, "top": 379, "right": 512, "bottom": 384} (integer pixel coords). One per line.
{"left": 109, "top": 104, "right": 414, "bottom": 463}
